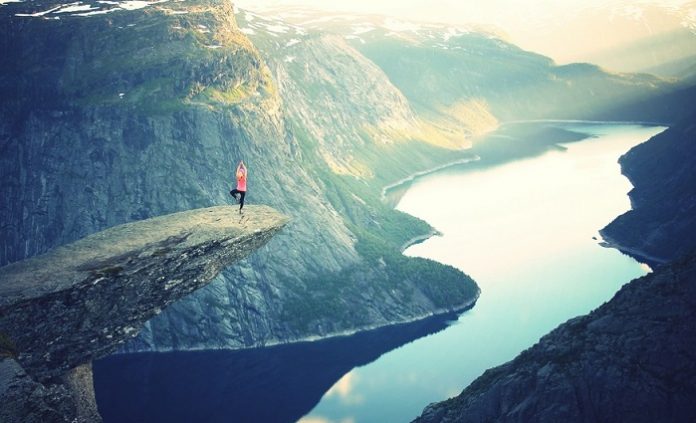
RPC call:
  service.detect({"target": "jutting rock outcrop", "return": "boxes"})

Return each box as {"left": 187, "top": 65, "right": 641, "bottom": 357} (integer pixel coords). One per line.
{"left": 601, "top": 111, "right": 696, "bottom": 266}
{"left": 414, "top": 252, "right": 696, "bottom": 423}
{"left": 0, "top": 205, "right": 287, "bottom": 422}
{"left": 0, "top": 205, "right": 287, "bottom": 379}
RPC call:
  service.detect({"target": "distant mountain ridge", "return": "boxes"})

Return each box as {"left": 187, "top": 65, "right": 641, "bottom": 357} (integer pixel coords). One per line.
{"left": 239, "top": 6, "right": 682, "bottom": 125}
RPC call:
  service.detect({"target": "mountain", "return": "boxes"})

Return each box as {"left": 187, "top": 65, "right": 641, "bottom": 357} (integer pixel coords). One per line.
{"left": 0, "top": 0, "right": 478, "bottom": 354}
{"left": 587, "top": 27, "right": 696, "bottom": 76}
{"left": 250, "top": 7, "right": 677, "bottom": 124}
{"left": 643, "top": 53, "right": 696, "bottom": 80}
{"left": 601, "top": 110, "right": 696, "bottom": 266}
{"left": 413, "top": 252, "right": 696, "bottom": 423}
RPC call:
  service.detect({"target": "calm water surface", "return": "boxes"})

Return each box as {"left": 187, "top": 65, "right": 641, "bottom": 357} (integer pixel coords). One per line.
{"left": 95, "top": 123, "right": 665, "bottom": 423}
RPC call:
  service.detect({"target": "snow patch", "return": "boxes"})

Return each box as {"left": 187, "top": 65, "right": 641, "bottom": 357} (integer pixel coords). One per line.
{"left": 56, "top": 3, "right": 96, "bottom": 13}
{"left": 443, "top": 28, "right": 459, "bottom": 42}
{"left": 344, "top": 35, "right": 365, "bottom": 44}
{"left": 263, "top": 23, "right": 289, "bottom": 33}
{"left": 74, "top": 8, "right": 119, "bottom": 16}
{"left": 15, "top": 4, "right": 63, "bottom": 17}
{"left": 205, "top": 45, "right": 223, "bottom": 49}
{"left": 285, "top": 38, "right": 301, "bottom": 47}
{"left": 352, "top": 25, "right": 375, "bottom": 35}
{"left": 284, "top": 55, "right": 295, "bottom": 63}
{"left": 383, "top": 17, "right": 421, "bottom": 32}
{"left": 240, "top": 27, "right": 255, "bottom": 35}
{"left": 119, "top": 0, "right": 168, "bottom": 11}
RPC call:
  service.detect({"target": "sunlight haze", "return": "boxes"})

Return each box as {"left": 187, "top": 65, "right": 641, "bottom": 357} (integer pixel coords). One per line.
{"left": 237, "top": 0, "right": 696, "bottom": 69}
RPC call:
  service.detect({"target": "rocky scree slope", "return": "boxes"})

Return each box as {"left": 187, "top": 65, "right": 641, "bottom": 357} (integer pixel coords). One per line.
{"left": 414, "top": 252, "right": 696, "bottom": 423}
{"left": 0, "top": 0, "right": 478, "bottom": 352}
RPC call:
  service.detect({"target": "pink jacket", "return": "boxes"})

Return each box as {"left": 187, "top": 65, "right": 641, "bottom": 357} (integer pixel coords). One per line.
{"left": 236, "top": 170, "right": 247, "bottom": 191}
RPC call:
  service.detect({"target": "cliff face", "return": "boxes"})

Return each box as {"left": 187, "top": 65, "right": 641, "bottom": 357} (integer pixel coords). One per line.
{"left": 0, "top": 0, "right": 478, "bottom": 353}
{"left": 0, "top": 205, "right": 287, "bottom": 423}
{"left": 239, "top": 11, "right": 488, "bottom": 152}
{"left": 601, "top": 110, "right": 696, "bottom": 265}
{"left": 414, "top": 253, "right": 696, "bottom": 423}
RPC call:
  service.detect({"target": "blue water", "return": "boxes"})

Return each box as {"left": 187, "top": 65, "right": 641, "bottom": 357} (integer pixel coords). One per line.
{"left": 94, "top": 123, "right": 665, "bottom": 423}
{"left": 300, "top": 123, "right": 663, "bottom": 422}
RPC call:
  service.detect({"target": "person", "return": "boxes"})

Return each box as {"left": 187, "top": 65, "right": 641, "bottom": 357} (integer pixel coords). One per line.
{"left": 229, "top": 160, "right": 247, "bottom": 213}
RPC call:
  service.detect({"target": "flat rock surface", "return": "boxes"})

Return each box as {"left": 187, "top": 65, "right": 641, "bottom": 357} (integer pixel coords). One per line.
{"left": 0, "top": 205, "right": 287, "bottom": 380}
{"left": 0, "top": 205, "right": 285, "bottom": 305}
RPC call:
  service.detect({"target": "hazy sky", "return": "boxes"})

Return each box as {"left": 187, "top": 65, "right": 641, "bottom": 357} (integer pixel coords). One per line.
{"left": 236, "top": 0, "right": 696, "bottom": 65}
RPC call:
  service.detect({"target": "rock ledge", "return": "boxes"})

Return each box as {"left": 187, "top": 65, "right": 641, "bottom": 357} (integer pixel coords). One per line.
{"left": 0, "top": 205, "right": 288, "bottom": 381}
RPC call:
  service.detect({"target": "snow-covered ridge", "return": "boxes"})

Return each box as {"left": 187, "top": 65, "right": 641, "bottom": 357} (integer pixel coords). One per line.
{"left": 6, "top": 0, "right": 186, "bottom": 18}
{"left": 235, "top": 6, "right": 506, "bottom": 51}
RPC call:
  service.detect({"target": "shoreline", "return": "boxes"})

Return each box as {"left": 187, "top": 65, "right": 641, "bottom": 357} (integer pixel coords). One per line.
{"left": 499, "top": 119, "right": 669, "bottom": 127}
{"left": 400, "top": 229, "right": 442, "bottom": 253}
{"left": 381, "top": 118, "right": 665, "bottom": 204}
{"left": 111, "top": 293, "right": 480, "bottom": 356}
{"left": 597, "top": 231, "right": 667, "bottom": 270}
{"left": 381, "top": 155, "right": 481, "bottom": 201}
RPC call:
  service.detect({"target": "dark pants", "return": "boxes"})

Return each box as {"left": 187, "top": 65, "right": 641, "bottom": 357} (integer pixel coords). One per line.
{"left": 230, "top": 189, "right": 246, "bottom": 210}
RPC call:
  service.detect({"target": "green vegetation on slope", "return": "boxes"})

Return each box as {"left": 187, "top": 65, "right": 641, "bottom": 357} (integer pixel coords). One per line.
{"left": 280, "top": 121, "right": 478, "bottom": 332}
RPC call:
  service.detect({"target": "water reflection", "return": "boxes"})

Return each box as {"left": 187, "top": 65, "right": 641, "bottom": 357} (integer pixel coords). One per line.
{"left": 94, "top": 311, "right": 462, "bottom": 423}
